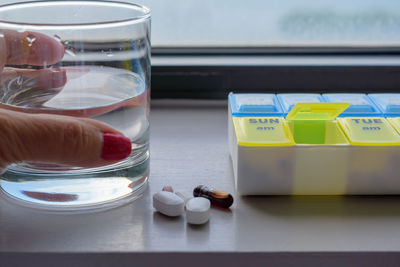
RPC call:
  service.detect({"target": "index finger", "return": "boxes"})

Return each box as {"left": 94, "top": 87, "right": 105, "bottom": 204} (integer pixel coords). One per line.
{"left": 0, "top": 29, "right": 65, "bottom": 66}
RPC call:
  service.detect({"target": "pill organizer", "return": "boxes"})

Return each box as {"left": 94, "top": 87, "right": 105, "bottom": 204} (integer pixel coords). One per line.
{"left": 228, "top": 93, "right": 400, "bottom": 195}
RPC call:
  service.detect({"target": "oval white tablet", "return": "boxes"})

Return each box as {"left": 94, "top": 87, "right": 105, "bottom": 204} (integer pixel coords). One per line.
{"left": 153, "top": 191, "right": 184, "bottom": 217}
{"left": 186, "top": 197, "right": 210, "bottom": 225}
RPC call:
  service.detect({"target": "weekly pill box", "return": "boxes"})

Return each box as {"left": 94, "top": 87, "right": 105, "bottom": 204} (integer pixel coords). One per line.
{"left": 228, "top": 93, "right": 400, "bottom": 195}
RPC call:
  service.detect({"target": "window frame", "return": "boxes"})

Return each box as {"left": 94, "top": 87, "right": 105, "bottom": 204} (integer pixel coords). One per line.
{"left": 151, "top": 47, "right": 400, "bottom": 99}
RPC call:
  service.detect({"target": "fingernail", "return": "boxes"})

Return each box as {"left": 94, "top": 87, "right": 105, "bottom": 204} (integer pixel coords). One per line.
{"left": 101, "top": 133, "right": 132, "bottom": 161}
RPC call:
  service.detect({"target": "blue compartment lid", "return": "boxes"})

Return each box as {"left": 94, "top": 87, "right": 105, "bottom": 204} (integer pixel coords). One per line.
{"left": 228, "top": 93, "right": 283, "bottom": 116}
{"left": 322, "top": 93, "right": 382, "bottom": 117}
{"left": 277, "top": 94, "right": 324, "bottom": 114}
{"left": 369, "top": 94, "right": 400, "bottom": 117}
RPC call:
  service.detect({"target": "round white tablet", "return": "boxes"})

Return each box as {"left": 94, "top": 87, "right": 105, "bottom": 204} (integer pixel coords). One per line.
{"left": 153, "top": 191, "right": 184, "bottom": 217}
{"left": 186, "top": 197, "right": 210, "bottom": 225}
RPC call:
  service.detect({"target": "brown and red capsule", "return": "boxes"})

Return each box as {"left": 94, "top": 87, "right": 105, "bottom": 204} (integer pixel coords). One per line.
{"left": 193, "top": 185, "right": 233, "bottom": 209}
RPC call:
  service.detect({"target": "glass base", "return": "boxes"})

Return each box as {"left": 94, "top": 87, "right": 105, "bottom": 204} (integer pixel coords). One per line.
{"left": 0, "top": 150, "right": 149, "bottom": 212}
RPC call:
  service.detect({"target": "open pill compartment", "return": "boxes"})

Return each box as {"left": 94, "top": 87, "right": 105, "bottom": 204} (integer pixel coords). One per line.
{"left": 229, "top": 93, "right": 400, "bottom": 195}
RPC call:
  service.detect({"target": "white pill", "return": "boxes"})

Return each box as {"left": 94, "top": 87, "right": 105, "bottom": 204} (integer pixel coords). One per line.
{"left": 186, "top": 197, "right": 210, "bottom": 225}
{"left": 153, "top": 191, "right": 184, "bottom": 217}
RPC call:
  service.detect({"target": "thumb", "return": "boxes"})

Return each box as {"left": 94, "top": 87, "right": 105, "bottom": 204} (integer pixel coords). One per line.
{"left": 0, "top": 109, "right": 132, "bottom": 169}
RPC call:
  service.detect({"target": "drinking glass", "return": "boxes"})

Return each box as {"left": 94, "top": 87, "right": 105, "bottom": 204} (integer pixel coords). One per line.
{"left": 0, "top": 1, "right": 151, "bottom": 210}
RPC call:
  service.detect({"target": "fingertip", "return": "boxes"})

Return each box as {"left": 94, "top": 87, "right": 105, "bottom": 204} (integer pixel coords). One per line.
{"left": 37, "top": 67, "right": 67, "bottom": 89}
{"left": 4, "top": 30, "right": 65, "bottom": 66}
{"left": 0, "top": 109, "right": 132, "bottom": 169}
{"left": 28, "top": 32, "right": 65, "bottom": 65}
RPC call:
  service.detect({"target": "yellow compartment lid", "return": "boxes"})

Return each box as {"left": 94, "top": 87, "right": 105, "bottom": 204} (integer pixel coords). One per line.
{"left": 285, "top": 103, "right": 350, "bottom": 144}
{"left": 338, "top": 117, "right": 400, "bottom": 146}
{"left": 286, "top": 103, "right": 350, "bottom": 121}
{"left": 388, "top": 118, "right": 400, "bottom": 135}
{"left": 232, "top": 117, "right": 295, "bottom": 147}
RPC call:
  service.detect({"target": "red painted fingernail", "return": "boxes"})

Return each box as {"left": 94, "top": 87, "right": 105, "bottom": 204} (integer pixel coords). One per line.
{"left": 101, "top": 133, "right": 131, "bottom": 160}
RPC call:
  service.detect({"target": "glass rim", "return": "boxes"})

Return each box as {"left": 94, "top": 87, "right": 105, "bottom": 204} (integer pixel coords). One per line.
{"left": 0, "top": 0, "right": 151, "bottom": 28}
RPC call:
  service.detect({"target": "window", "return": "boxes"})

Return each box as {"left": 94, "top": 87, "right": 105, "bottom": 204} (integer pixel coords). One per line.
{"left": 138, "top": 0, "right": 400, "bottom": 47}
{"left": 3, "top": 0, "right": 400, "bottom": 98}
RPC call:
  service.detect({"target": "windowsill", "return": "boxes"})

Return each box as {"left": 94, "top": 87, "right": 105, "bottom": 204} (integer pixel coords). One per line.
{"left": 2, "top": 100, "right": 400, "bottom": 266}
{"left": 153, "top": 54, "right": 400, "bottom": 67}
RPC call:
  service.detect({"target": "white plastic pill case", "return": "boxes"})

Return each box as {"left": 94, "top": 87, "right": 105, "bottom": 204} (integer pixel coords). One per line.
{"left": 228, "top": 93, "right": 400, "bottom": 195}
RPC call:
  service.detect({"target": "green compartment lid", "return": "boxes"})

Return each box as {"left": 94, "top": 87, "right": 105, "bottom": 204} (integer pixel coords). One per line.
{"left": 286, "top": 103, "right": 350, "bottom": 144}
{"left": 286, "top": 103, "right": 350, "bottom": 121}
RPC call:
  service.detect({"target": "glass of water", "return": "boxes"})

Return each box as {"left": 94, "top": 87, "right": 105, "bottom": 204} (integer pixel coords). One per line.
{"left": 0, "top": 1, "right": 151, "bottom": 210}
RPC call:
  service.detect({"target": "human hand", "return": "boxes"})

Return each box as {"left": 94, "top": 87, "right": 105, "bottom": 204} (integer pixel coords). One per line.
{"left": 0, "top": 30, "right": 132, "bottom": 172}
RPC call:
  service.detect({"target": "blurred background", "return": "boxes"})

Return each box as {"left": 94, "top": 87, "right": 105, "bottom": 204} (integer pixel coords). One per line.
{"left": 1, "top": 0, "right": 400, "bottom": 47}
